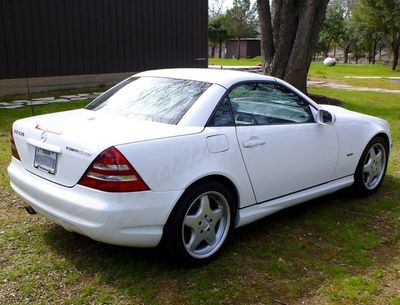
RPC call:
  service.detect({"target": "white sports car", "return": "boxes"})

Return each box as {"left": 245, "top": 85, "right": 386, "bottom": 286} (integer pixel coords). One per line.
{"left": 8, "top": 69, "right": 390, "bottom": 265}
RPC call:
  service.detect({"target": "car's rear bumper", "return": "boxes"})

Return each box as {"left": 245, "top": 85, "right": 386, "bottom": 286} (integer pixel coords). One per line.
{"left": 7, "top": 158, "right": 183, "bottom": 247}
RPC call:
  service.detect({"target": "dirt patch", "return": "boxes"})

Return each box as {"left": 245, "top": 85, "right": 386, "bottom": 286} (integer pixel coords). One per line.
{"left": 308, "top": 94, "right": 343, "bottom": 106}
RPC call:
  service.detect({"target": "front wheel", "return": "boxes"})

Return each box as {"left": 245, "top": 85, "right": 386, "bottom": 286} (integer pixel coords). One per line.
{"left": 163, "top": 181, "right": 235, "bottom": 266}
{"left": 353, "top": 136, "right": 389, "bottom": 196}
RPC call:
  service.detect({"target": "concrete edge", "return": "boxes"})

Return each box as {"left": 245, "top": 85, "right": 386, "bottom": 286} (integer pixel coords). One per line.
{"left": 0, "top": 72, "right": 137, "bottom": 95}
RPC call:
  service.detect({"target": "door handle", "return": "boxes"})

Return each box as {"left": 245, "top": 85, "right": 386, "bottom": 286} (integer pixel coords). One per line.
{"left": 243, "top": 139, "right": 266, "bottom": 148}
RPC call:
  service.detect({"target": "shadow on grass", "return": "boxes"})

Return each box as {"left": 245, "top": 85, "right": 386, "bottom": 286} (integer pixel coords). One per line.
{"left": 42, "top": 225, "right": 174, "bottom": 270}
{"left": 39, "top": 176, "right": 400, "bottom": 304}
{"left": 41, "top": 187, "right": 349, "bottom": 265}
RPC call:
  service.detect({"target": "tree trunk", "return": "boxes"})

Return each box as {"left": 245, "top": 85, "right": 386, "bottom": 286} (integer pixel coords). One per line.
{"left": 218, "top": 40, "right": 223, "bottom": 58}
{"left": 344, "top": 45, "right": 350, "bottom": 64}
{"left": 392, "top": 47, "right": 399, "bottom": 70}
{"left": 284, "top": 0, "right": 330, "bottom": 92}
{"left": 236, "top": 38, "right": 241, "bottom": 59}
{"left": 268, "top": 0, "right": 298, "bottom": 79}
{"left": 390, "top": 37, "right": 399, "bottom": 70}
{"left": 211, "top": 46, "right": 216, "bottom": 58}
{"left": 324, "top": 39, "right": 332, "bottom": 58}
{"left": 257, "top": 0, "right": 274, "bottom": 73}
{"left": 372, "top": 36, "right": 378, "bottom": 64}
{"left": 257, "top": 0, "right": 330, "bottom": 92}
{"left": 368, "top": 49, "right": 372, "bottom": 64}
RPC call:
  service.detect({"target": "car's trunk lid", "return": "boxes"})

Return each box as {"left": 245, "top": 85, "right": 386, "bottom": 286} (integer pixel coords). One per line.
{"left": 12, "top": 109, "right": 203, "bottom": 187}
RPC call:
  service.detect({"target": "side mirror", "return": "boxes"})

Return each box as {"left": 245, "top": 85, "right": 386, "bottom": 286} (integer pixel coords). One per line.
{"left": 317, "top": 109, "right": 336, "bottom": 125}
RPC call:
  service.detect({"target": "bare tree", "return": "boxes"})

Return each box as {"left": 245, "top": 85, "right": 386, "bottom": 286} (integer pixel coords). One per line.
{"left": 257, "top": 0, "right": 330, "bottom": 92}
{"left": 209, "top": 0, "right": 225, "bottom": 17}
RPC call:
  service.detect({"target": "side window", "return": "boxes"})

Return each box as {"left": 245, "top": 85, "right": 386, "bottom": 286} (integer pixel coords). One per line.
{"left": 229, "top": 82, "right": 314, "bottom": 125}
{"left": 208, "top": 96, "right": 234, "bottom": 126}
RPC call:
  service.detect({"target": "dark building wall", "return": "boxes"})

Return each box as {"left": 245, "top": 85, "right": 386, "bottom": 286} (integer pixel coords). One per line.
{"left": 246, "top": 40, "right": 261, "bottom": 58}
{"left": 0, "top": 0, "right": 208, "bottom": 79}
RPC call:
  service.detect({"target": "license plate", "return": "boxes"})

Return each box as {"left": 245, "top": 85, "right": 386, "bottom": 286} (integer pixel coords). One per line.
{"left": 34, "top": 147, "right": 57, "bottom": 174}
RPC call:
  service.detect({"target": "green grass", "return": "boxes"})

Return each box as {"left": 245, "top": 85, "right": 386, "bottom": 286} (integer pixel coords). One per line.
{"left": 209, "top": 56, "right": 262, "bottom": 66}
{"left": 320, "top": 276, "right": 381, "bottom": 305}
{"left": 343, "top": 78, "right": 400, "bottom": 90}
{"left": 308, "top": 62, "right": 400, "bottom": 90}
{"left": 1, "top": 71, "right": 400, "bottom": 304}
{"left": 209, "top": 59, "right": 400, "bottom": 89}
{"left": 209, "top": 58, "right": 399, "bottom": 75}
{"left": 309, "top": 62, "right": 400, "bottom": 79}
{"left": 393, "top": 297, "right": 400, "bottom": 305}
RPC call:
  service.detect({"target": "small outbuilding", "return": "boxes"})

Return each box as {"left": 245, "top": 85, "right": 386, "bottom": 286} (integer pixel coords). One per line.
{"left": 224, "top": 38, "right": 261, "bottom": 59}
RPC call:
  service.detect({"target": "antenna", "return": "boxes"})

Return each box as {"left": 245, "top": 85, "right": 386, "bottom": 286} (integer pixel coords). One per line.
{"left": 25, "top": 77, "right": 34, "bottom": 116}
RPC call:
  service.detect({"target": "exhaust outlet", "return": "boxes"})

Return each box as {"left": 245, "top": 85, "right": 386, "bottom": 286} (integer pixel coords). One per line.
{"left": 25, "top": 206, "right": 37, "bottom": 215}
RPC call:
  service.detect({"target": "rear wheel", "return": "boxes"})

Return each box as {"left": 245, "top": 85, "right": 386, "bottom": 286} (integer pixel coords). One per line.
{"left": 353, "top": 136, "right": 388, "bottom": 196}
{"left": 163, "top": 181, "right": 235, "bottom": 266}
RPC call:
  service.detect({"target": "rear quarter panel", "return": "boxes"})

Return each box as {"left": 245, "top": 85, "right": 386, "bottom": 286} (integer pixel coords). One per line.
{"left": 116, "top": 127, "right": 257, "bottom": 208}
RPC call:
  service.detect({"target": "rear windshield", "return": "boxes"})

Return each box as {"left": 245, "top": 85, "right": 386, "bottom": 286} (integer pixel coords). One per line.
{"left": 86, "top": 77, "right": 211, "bottom": 124}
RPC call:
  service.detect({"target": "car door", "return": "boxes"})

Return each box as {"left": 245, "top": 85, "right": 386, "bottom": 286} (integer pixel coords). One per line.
{"left": 228, "top": 82, "right": 339, "bottom": 203}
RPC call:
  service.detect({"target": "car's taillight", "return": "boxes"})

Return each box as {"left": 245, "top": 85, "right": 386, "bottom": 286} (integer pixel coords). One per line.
{"left": 78, "top": 146, "right": 149, "bottom": 192}
{"left": 10, "top": 128, "right": 21, "bottom": 160}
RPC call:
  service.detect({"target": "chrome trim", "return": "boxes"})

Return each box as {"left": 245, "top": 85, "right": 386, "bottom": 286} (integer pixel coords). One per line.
{"left": 92, "top": 163, "right": 130, "bottom": 171}
{"left": 87, "top": 172, "right": 138, "bottom": 182}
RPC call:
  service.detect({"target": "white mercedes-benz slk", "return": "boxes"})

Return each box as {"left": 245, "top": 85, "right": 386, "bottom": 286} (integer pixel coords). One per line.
{"left": 8, "top": 69, "right": 390, "bottom": 265}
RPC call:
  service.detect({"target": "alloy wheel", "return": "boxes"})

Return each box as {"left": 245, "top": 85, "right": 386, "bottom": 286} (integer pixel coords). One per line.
{"left": 182, "top": 191, "right": 231, "bottom": 259}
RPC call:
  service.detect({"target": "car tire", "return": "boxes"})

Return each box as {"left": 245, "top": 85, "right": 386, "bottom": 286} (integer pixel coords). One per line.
{"left": 162, "top": 181, "right": 235, "bottom": 266}
{"left": 353, "top": 135, "right": 389, "bottom": 196}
